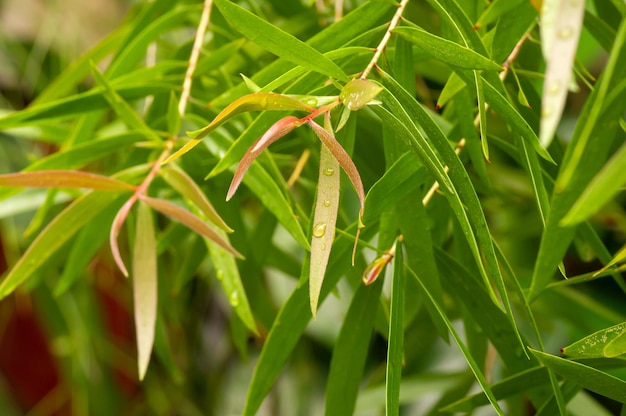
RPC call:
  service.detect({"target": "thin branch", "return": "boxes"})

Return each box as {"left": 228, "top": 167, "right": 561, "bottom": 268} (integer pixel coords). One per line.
{"left": 360, "top": 0, "right": 410, "bottom": 79}
{"left": 422, "top": 138, "right": 465, "bottom": 206}
{"left": 334, "top": 0, "right": 343, "bottom": 22}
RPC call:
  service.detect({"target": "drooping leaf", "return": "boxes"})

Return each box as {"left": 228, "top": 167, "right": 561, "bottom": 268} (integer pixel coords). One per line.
{"left": 386, "top": 239, "right": 404, "bottom": 416}
{"left": 140, "top": 196, "right": 243, "bottom": 259}
{"left": 309, "top": 142, "right": 340, "bottom": 318}
{"left": 539, "top": 0, "right": 585, "bottom": 147}
{"left": 110, "top": 198, "right": 136, "bottom": 277}
{"left": 393, "top": 26, "right": 503, "bottom": 71}
{"left": 308, "top": 119, "right": 365, "bottom": 214}
{"left": 159, "top": 166, "right": 233, "bottom": 232}
{"left": 213, "top": 0, "right": 348, "bottom": 81}
{"left": 164, "top": 93, "right": 312, "bottom": 164}
{"left": 133, "top": 202, "right": 158, "bottom": 380}
{"left": 227, "top": 116, "right": 300, "bottom": 201}
{"left": 0, "top": 170, "right": 135, "bottom": 191}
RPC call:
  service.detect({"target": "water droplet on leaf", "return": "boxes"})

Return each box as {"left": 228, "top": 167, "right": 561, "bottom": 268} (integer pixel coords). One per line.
{"left": 323, "top": 200, "right": 331, "bottom": 207}
{"left": 313, "top": 222, "right": 327, "bottom": 238}
{"left": 322, "top": 167, "right": 335, "bottom": 176}
{"left": 229, "top": 291, "right": 239, "bottom": 307}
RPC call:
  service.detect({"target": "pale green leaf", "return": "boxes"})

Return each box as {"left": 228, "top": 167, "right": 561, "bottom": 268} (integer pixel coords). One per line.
{"left": 133, "top": 202, "right": 158, "bottom": 380}
{"left": 562, "top": 322, "right": 626, "bottom": 359}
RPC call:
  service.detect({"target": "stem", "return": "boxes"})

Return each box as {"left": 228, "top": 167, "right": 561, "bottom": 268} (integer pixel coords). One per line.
{"left": 360, "top": 0, "right": 409, "bottom": 80}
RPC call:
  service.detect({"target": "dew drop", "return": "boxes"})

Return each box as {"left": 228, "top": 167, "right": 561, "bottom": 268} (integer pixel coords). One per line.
{"left": 216, "top": 270, "right": 224, "bottom": 280}
{"left": 557, "top": 26, "right": 573, "bottom": 39}
{"left": 541, "top": 106, "right": 553, "bottom": 118}
{"left": 321, "top": 243, "right": 327, "bottom": 250}
{"left": 313, "top": 222, "right": 327, "bottom": 238}
{"left": 322, "top": 167, "right": 335, "bottom": 176}
{"left": 229, "top": 291, "right": 240, "bottom": 307}
{"left": 323, "top": 200, "right": 331, "bottom": 207}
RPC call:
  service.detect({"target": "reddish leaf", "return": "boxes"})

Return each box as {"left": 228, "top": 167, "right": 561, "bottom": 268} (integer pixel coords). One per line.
{"left": 140, "top": 196, "right": 243, "bottom": 259}
{"left": 0, "top": 170, "right": 135, "bottom": 191}
{"left": 110, "top": 198, "right": 136, "bottom": 277}
{"left": 227, "top": 116, "right": 300, "bottom": 201}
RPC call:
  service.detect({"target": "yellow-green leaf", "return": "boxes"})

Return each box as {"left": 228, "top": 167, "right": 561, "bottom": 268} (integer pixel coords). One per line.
{"left": 561, "top": 322, "right": 626, "bottom": 359}
{"left": 0, "top": 170, "right": 135, "bottom": 191}
{"left": 133, "top": 202, "right": 157, "bottom": 380}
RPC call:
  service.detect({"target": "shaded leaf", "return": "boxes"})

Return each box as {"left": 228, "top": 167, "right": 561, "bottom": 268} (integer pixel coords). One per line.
{"left": 214, "top": 0, "right": 348, "bottom": 81}
{"left": 530, "top": 349, "right": 626, "bottom": 403}
{"left": 133, "top": 202, "right": 157, "bottom": 380}
{"left": 386, "top": 239, "right": 404, "bottom": 416}
{"left": 0, "top": 192, "right": 123, "bottom": 298}
{"left": 393, "top": 27, "right": 503, "bottom": 71}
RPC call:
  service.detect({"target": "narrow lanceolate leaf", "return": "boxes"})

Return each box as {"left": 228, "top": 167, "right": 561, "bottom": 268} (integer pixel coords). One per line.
{"left": 133, "top": 202, "right": 157, "bottom": 380}
{"left": 474, "top": 73, "right": 489, "bottom": 161}
{"left": 206, "top": 228, "right": 258, "bottom": 335}
{"left": 530, "top": 349, "right": 626, "bottom": 403}
{"left": 309, "top": 143, "right": 340, "bottom": 319}
{"left": 539, "top": 0, "right": 585, "bottom": 147}
{"left": 561, "top": 322, "right": 626, "bottom": 359}
{"left": 140, "top": 196, "right": 243, "bottom": 259}
{"left": 227, "top": 116, "right": 300, "bottom": 201}
{"left": 214, "top": 0, "right": 348, "bottom": 81}
{"left": 159, "top": 167, "right": 233, "bottom": 232}
{"left": 386, "top": 240, "right": 404, "bottom": 416}
{"left": 393, "top": 27, "right": 503, "bottom": 71}
{"left": 164, "top": 93, "right": 312, "bottom": 164}
{"left": 561, "top": 140, "right": 626, "bottom": 226}
{"left": 0, "top": 170, "right": 135, "bottom": 191}
{"left": 0, "top": 192, "right": 122, "bottom": 298}
{"left": 308, "top": 119, "right": 365, "bottom": 217}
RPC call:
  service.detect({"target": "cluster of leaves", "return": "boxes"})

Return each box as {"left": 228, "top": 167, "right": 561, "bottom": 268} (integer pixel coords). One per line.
{"left": 0, "top": 0, "right": 625, "bottom": 414}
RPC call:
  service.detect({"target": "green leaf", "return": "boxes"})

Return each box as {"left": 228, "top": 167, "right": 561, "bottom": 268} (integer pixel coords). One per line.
{"left": 393, "top": 27, "right": 502, "bottom": 71}
{"left": 339, "top": 79, "right": 383, "bottom": 110}
{"left": 530, "top": 349, "right": 626, "bottom": 403}
{"left": 0, "top": 191, "right": 123, "bottom": 298}
{"left": 133, "top": 202, "right": 158, "bottom": 380}
{"left": 214, "top": 0, "right": 348, "bottom": 81}
{"left": 562, "top": 322, "right": 626, "bottom": 359}
{"left": 206, "top": 228, "right": 258, "bottom": 335}
{"left": 561, "top": 139, "right": 626, "bottom": 225}
{"left": 386, "top": 240, "right": 404, "bottom": 416}
{"left": 324, "top": 280, "right": 383, "bottom": 416}
{"left": 0, "top": 170, "right": 135, "bottom": 191}
{"left": 309, "top": 143, "right": 339, "bottom": 318}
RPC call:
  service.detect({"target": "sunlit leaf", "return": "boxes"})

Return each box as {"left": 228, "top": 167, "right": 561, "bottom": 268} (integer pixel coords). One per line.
{"left": 227, "top": 116, "right": 300, "bottom": 201}
{"left": 561, "top": 322, "right": 626, "bottom": 359}
{"left": 340, "top": 79, "right": 383, "bottom": 110}
{"left": 308, "top": 119, "right": 365, "bottom": 215}
{"left": 0, "top": 170, "right": 135, "bottom": 191}
{"left": 309, "top": 139, "right": 340, "bottom": 319}
{"left": 539, "top": 0, "right": 585, "bottom": 147}
{"left": 164, "top": 93, "right": 312, "bottom": 164}
{"left": 140, "top": 196, "right": 243, "bottom": 259}
{"left": 133, "top": 202, "right": 157, "bottom": 380}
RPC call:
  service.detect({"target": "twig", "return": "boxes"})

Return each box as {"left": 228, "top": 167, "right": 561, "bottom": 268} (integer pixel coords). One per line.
{"left": 422, "top": 138, "right": 465, "bottom": 205}
{"left": 360, "top": 0, "right": 410, "bottom": 79}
